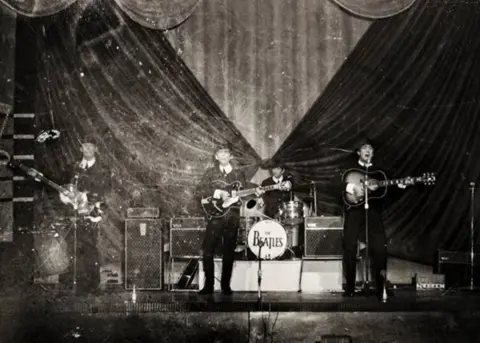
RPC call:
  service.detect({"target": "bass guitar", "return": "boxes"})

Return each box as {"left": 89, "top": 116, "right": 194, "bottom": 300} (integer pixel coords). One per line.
{"left": 201, "top": 180, "right": 292, "bottom": 219}
{"left": 8, "top": 160, "right": 102, "bottom": 222}
{"left": 342, "top": 168, "right": 435, "bottom": 207}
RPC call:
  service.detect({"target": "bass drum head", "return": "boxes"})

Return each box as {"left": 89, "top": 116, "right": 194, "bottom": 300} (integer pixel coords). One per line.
{"left": 247, "top": 219, "right": 287, "bottom": 260}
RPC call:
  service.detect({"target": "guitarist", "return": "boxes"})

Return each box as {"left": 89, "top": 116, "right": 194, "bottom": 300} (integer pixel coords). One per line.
{"left": 59, "top": 142, "right": 111, "bottom": 294}
{"left": 198, "top": 145, "right": 264, "bottom": 295}
{"left": 341, "top": 137, "right": 408, "bottom": 300}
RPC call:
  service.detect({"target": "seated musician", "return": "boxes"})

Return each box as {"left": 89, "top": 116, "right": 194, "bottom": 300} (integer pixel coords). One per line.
{"left": 198, "top": 145, "right": 264, "bottom": 295}
{"left": 59, "top": 141, "right": 111, "bottom": 294}
{"left": 341, "top": 136, "right": 408, "bottom": 300}
{"left": 257, "top": 159, "right": 293, "bottom": 219}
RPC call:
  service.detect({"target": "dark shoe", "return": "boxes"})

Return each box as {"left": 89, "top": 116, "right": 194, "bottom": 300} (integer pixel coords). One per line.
{"left": 221, "top": 287, "right": 233, "bottom": 296}
{"left": 198, "top": 286, "right": 214, "bottom": 295}
{"left": 342, "top": 290, "right": 355, "bottom": 297}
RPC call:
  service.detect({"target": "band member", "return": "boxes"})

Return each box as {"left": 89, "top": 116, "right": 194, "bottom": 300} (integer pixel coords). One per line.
{"left": 258, "top": 160, "right": 293, "bottom": 219}
{"left": 341, "top": 137, "right": 407, "bottom": 299}
{"left": 198, "top": 146, "right": 263, "bottom": 295}
{"left": 59, "top": 142, "right": 111, "bottom": 294}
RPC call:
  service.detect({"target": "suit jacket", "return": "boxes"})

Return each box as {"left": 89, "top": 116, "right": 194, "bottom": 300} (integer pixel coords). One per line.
{"left": 66, "top": 159, "right": 112, "bottom": 206}
{"left": 261, "top": 174, "right": 293, "bottom": 217}
{"left": 199, "top": 163, "right": 252, "bottom": 216}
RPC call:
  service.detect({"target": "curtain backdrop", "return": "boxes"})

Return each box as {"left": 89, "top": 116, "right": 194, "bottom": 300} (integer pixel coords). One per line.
{"left": 32, "top": 2, "right": 260, "bottom": 262}
{"left": 330, "top": 0, "right": 417, "bottom": 19}
{"left": 1, "top": 0, "right": 413, "bottom": 27}
{"left": 273, "top": 0, "right": 480, "bottom": 264}
{"left": 0, "top": 0, "right": 200, "bottom": 29}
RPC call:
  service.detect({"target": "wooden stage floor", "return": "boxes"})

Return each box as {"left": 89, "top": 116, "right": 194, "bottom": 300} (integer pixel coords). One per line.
{"left": 1, "top": 287, "right": 480, "bottom": 314}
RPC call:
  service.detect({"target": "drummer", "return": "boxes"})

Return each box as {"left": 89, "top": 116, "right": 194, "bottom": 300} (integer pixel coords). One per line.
{"left": 258, "top": 159, "right": 294, "bottom": 219}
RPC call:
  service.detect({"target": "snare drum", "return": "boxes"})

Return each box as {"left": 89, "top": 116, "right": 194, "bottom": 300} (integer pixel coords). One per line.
{"left": 279, "top": 201, "right": 304, "bottom": 225}
{"left": 247, "top": 220, "right": 287, "bottom": 260}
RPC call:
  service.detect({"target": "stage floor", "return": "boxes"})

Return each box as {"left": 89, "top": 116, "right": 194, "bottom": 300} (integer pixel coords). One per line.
{"left": 1, "top": 287, "right": 480, "bottom": 314}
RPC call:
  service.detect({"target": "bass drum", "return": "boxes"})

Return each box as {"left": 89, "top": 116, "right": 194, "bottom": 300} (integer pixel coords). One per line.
{"left": 247, "top": 220, "right": 287, "bottom": 260}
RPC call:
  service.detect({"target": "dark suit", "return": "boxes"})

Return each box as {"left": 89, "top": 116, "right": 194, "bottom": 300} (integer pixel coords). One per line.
{"left": 61, "top": 158, "right": 111, "bottom": 293}
{"left": 261, "top": 175, "right": 293, "bottom": 218}
{"left": 200, "top": 164, "right": 249, "bottom": 290}
{"left": 341, "top": 160, "right": 387, "bottom": 294}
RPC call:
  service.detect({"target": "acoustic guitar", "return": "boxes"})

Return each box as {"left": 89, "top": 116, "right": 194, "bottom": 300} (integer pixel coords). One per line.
{"left": 342, "top": 168, "right": 436, "bottom": 207}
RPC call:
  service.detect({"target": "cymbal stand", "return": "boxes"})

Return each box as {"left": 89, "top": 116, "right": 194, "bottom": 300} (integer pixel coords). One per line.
{"left": 361, "top": 165, "right": 371, "bottom": 295}
{"left": 310, "top": 181, "right": 317, "bottom": 216}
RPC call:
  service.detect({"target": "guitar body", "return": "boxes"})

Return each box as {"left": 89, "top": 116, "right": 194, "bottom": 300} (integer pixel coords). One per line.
{"left": 342, "top": 168, "right": 388, "bottom": 207}
{"left": 201, "top": 179, "right": 292, "bottom": 219}
{"left": 201, "top": 181, "right": 243, "bottom": 219}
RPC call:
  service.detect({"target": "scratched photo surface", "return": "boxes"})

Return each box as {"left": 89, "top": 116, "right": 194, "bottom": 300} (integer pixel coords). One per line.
{"left": 1, "top": 0, "right": 480, "bottom": 342}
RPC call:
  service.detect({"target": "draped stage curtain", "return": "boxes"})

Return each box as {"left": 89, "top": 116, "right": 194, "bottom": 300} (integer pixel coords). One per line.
{"left": 330, "top": 0, "right": 418, "bottom": 19}
{"left": 30, "top": 2, "right": 260, "bottom": 259}
{"left": 0, "top": 0, "right": 200, "bottom": 29}
{"left": 274, "top": 0, "right": 480, "bottom": 264}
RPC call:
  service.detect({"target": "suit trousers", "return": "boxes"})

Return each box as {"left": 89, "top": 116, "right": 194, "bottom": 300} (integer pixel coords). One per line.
{"left": 202, "top": 211, "right": 239, "bottom": 289}
{"left": 343, "top": 207, "right": 387, "bottom": 293}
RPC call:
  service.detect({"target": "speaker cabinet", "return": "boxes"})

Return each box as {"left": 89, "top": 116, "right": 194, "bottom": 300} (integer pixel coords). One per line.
{"left": 304, "top": 216, "right": 343, "bottom": 258}
{"left": 170, "top": 217, "right": 206, "bottom": 258}
{"left": 125, "top": 219, "right": 163, "bottom": 290}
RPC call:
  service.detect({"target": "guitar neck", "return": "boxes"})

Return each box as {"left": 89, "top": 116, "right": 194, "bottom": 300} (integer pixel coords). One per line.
{"left": 377, "top": 177, "right": 419, "bottom": 187}
{"left": 235, "top": 183, "right": 281, "bottom": 197}
{"left": 13, "top": 162, "right": 67, "bottom": 193}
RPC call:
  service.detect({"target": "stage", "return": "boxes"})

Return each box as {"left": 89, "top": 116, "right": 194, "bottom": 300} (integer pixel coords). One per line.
{"left": 1, "top": 287, "right": 480, "bottom": 342}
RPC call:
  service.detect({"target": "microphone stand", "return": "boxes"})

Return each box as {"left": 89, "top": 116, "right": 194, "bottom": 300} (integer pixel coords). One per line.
{"left": 257, "top": 241, "right": 264, "bottom": 308}
{"left": 361, "top": 160, "right": 371, "bottom": 296}
{"left": 461, "top": 182, "right": 479, "bottom": 291}
{"left": 72, "top": 175, "right": 79, "bottom": 294}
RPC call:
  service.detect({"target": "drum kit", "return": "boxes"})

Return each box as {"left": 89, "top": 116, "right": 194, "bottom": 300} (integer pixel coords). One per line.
{"left": 240, "top": 182, "right": 318, "bottom": 261}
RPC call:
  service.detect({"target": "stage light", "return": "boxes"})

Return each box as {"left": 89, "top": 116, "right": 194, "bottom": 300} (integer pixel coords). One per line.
{"left": 316, "top": 335, "right": 352, "bottom": 343}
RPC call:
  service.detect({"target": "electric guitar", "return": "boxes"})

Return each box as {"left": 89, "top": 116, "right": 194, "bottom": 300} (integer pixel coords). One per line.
{"left": 8, "top": 160, "right": 102, "bottom": 222}
{"left": 342, "top": 168, "right": 435, "bottom": 207}
{"left": 201, "top": 180, "right": 292, "bottom": 219}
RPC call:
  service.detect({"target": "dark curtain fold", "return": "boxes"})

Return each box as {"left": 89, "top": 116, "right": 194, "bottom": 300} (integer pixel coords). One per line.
{"left": 273, "top": 0, "right": 480, "bottom": 264}
{"left": 33, "top": 1, "right": 260, "bottom": 255}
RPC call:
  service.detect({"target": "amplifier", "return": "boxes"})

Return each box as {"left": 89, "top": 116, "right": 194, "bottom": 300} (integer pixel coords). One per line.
{"left": 169, "top": 217, "right": 262, "bottom": 258}
{"left": 170, "top": 217, "right": 206, "bottom": 258}
{"left": 436, "top": 250, "right": 480, "bottom": 288}
{"left": 304, "top": 216, "right": 343, "bottom": 258}
{"left": 127, "top": 207, "right": 159, "bottom": 218}
{"left": 125, "top": 219, "right": 163, "bottom": 290}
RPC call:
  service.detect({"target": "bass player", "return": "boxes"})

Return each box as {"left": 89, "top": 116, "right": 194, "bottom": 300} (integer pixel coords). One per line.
{"left": 59, "top": 141, "right": 111, "bottom": 294}
{"left": 198, "top": 145, "right": 264, "bottom": 295}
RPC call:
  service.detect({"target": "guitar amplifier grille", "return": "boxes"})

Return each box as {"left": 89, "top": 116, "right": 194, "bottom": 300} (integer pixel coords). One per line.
{"left": 125, "top": 219, "right": 163, "bottom": 290}
{"left": 304, "top": 216, "right": 343, "bottom": 258}
{"left": 170, "top": 217, "right": 206, "bottom": 258}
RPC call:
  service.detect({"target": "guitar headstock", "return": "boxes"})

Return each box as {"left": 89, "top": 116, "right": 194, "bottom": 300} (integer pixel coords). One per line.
{"left": 421, "top": 173, "right": 436, "bottom": 186}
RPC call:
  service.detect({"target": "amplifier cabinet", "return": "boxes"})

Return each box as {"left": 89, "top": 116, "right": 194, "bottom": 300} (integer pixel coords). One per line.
{"left": 304, "top": 216, "right": 343, "bottom": 258}
{"left": 170, "top": 217, "right": 206, "bottom": 258}
{"left": 436, "top": 249, "right": 480, "bottom": 288}
{"left": 125, "top": 219, "right": 163, "bottom": 290}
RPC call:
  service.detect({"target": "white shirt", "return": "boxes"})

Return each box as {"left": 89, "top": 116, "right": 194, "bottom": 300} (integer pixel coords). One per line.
{"left": 272, "top": 175, "right": 283, "bottom": 183}
{"left": 219, "top": 164, "right": 232, "bottom": 175}
{"left": 79, "top": 158, "right": 96, "bottom": 170}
